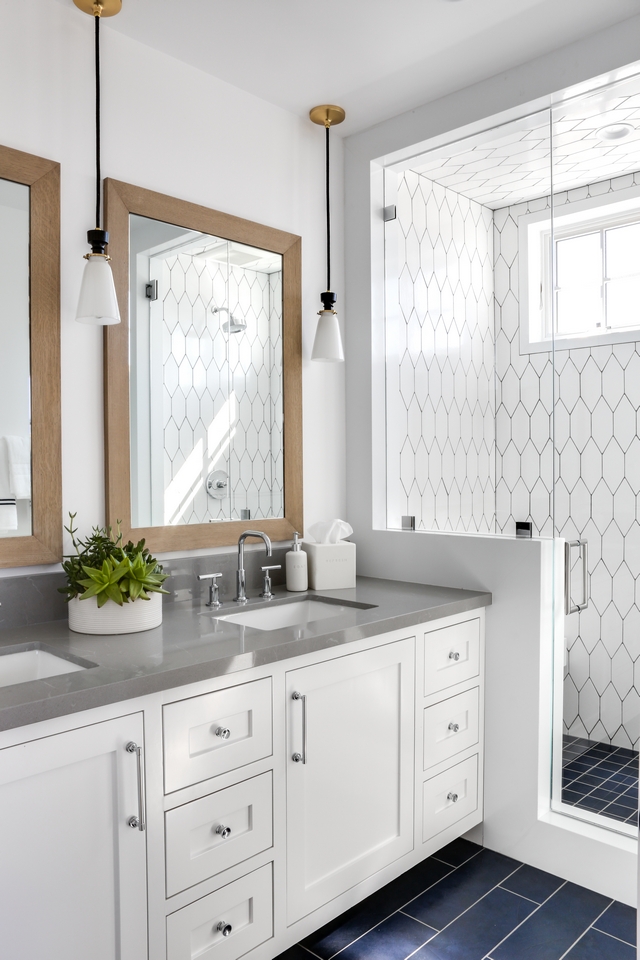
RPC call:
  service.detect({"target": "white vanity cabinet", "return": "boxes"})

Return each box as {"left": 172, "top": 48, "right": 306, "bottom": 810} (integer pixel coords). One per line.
{"left": 419, "top": 615, "right": 483, "bottom": 846}
{"left": 0, "top": 602, "right": 485, "bottom": 960}
{"left": 0, "top": 712, "right": 147, "bottom": 960}
{"left": 285, "top": 637, "right": 415, "bottom": 923}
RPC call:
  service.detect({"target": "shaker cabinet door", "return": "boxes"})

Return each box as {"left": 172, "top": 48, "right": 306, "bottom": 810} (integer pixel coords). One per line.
{"left": 286, "top": 637, "right": 415, "bottom": 924}
{"left": 0, "top": 713, "right": 147, "bottom": 960}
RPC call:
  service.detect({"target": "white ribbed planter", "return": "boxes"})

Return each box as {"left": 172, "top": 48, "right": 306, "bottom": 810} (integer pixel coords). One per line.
{"left": 68, "top": 591, "right": 162, "bottom": 635}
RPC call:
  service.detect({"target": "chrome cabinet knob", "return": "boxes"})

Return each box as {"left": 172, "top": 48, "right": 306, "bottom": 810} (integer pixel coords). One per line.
{"left": 128, "top": 816, "right": 141, "bottom": 829}
{"left": 217, "top": 922, "right": 232, "bottom": 937}
{"left": 215, "top": 726, "right": 231, "bottom": 740}
{"left": 292, "top": 752, "right": 303, "bottom": 763}
{"left": 448, "top": 651, "right": 460, "bottom": 661}
{"left": 215, "top": 824, "right": 231, "bottom": 839}
{"left": 447, "top": 791, "right": 459, "bottom": 803}
{"left": 448, "top": 722, "right": 460, "bottom": 733}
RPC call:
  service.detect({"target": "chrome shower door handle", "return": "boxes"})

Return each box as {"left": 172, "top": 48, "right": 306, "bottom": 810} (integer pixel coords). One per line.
{"left": 125, "top": 741, "right": 146, "bottom": 831}
{"left": 564, "top": 539, "right": 589, "bottom": 615}
{"left": 291, "top": 690, "right": 307, "bottom": 764}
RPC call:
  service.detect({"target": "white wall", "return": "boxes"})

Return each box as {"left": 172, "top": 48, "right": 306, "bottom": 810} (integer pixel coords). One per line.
{"left": 0, "top": 0, "right": 346, "bottom": 573}
{"left": 344, "top": 19, "right": 640, "bottom": 904}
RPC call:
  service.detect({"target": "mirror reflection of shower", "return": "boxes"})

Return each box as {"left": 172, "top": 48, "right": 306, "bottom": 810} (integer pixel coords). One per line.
{"left": 212, "top": 306, "right": 247, "bottom": 335}
{"left": 129, "top": 217, "right": 284, "bottom": 528}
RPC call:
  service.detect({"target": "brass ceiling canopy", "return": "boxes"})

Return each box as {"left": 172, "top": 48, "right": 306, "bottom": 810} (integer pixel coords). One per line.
{"left": 73, "top": 0, "right": 122, "bottom": 16}
{"left": 309, "top": 105, "right": 346, "bottom": 128}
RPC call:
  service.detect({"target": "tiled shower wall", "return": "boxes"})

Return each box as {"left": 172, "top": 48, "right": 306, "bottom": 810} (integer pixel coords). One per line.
{"left": 495, "top": 172, "right": 640, "bottom": 749}
{"left": 386, "top": 171, "right": 495, "bottom": 532}
{"left": 160, "top": 254, "right": 283, "bottom": 525}
{"left": 389, "top": 168, "right": 640, "bottom": 748}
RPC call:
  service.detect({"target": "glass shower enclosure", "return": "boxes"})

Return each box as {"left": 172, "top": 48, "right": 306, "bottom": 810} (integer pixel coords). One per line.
{"left": 383, "top": 69, "right": 640, "bottom": 835}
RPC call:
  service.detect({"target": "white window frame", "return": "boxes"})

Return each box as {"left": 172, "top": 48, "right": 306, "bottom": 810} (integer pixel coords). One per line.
{"left": 519, "top": 182, "right": 640, "bottom": 353}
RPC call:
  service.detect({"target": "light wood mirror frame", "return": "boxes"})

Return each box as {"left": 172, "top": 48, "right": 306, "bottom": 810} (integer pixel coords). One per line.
{"left": 104, "top": 179, "right": 303, "bottom": 552}
{"left": 0, "top": 145, "right": 61, "bottom": 568}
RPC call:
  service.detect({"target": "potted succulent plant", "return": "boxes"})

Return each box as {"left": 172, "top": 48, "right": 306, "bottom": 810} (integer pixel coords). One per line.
{"left": 60, "top": 514, "right": 169, "bottom": 635}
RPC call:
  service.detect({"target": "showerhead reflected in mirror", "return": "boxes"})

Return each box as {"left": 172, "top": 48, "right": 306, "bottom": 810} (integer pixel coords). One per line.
{"left": 129, "top": 214, "right": 284, "bottom": 529}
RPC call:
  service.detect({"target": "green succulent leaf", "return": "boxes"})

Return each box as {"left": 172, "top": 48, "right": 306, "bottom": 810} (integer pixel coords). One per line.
{"left": 60, "top": 513, "right": 169, "bottom": 605}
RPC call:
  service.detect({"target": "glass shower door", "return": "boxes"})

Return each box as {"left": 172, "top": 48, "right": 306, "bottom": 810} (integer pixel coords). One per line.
{"left": 550, "top": 75, "right": 640, "bottom": 832}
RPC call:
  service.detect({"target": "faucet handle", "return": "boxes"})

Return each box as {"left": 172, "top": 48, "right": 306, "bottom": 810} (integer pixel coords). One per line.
{"left": 197, "top": 572, "right": 223, "bottom": 608}
{"left": 260, "top": 565, "right": 281, "bottom": 600}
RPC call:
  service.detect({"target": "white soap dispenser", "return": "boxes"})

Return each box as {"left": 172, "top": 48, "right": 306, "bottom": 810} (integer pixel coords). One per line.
{"left": 286, "top": 532, "right": 308, "bottom": 592}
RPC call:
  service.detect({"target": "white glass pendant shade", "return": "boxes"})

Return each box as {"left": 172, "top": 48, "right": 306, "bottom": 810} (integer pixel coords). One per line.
{"left": 311, "top": 309, "right": 344, "bottom": 362}
{"left": 75, "top": 255, "right": 121, "bottom": 325}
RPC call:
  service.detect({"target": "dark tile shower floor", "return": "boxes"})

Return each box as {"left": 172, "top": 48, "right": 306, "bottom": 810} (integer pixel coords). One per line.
{"left": 276, "top": 839, "right": 636, "bottom": 960}
{"left": 562, "top": 735, "right": 639, "bottom": 825}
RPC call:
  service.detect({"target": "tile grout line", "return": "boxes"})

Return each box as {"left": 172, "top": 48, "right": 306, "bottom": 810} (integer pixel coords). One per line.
{"left": 299, "top": 946, "right": 325, "bottom": 960}
{"left": 590, "top": 926, "right": 637, "bottom": 948}
{"left": 481, "top": 880, "right": 569, "bottom": 960}
{"left": 554, "top": 898, "right": 615, "bottom": 960}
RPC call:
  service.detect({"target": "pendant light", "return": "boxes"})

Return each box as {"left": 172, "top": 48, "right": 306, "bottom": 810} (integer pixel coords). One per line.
{"left": 74, "top": 0, "right": 122, "bottom": 325}
{"left": 310, "top": 105, "right": 345, "bottom": 362}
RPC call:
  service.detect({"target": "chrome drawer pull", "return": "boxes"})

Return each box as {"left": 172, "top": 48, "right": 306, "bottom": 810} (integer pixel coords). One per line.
{"left": 215, "top": 824, "right": 231, "bottom": 839}
{"left": 447, "top": 791, "right": 459, "bottom": 803}
{"left": 125, "top": 741, "right": 146, "bottom": 832}
{"left": 215, "top": 726, "right": 231, "bottom": 740}
{"left": 448, "top": 651, "right": 460, "bottom": 661}
{"left": 292, "top": 691, "right": 307, "bottom": 764}
{"left": 217, "top": 922, "right": 232, "bottom": 937}
{"left": 448, "top": 722, "right": 460, "bottom": 733}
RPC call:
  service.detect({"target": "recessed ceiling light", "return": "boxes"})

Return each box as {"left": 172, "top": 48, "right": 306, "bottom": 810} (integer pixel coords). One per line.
{"left": 595, "top": 122, "right": 635, "bottom": 141}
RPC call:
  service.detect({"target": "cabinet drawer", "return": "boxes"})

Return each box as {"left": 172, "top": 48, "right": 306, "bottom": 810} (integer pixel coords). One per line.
{"left": 423, "top": 687, "right": 479, "bottom": 770}
{"left": 166, "top": 863, "right": 272, "bottom": 960}
{"left": 424, "top": 619, "right": 480, "bottom": 696}
{"left": 166, "top": 772, "right": 273, "bottom": 897}
{"left": 163, "top": 679, "right": 272, "bottom": 794}
{"left": 422, "top": 755, "right": 478, "bottom": 842}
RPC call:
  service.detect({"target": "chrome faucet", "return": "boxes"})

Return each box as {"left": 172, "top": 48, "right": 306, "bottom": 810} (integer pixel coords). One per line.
{"left": 235, "top": 530, "right": 272, "bottom": 603}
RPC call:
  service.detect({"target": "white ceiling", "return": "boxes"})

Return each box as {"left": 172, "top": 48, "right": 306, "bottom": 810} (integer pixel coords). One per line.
{"left": 412, "top": 74, "right": 640, "bottom": 207}
{"left": 59, "top": 0, "right": 640, "bottom": 135}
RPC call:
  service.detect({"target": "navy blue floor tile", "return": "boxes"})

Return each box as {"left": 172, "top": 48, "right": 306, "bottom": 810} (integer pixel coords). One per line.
{"left": 576, "top": 774, "right": 607, "bottom": 787}
{"left": 337, "top": 912, "right": 436, "bottom": 960}
{"left": 594, "top": 900, "right": 637, "bottom": 947}
{"left": 432, "top": 838, "right": 482, "bottom": 868}
{"left": 403, "top": 849, "right": 521, "bottom": 931}
{"left": 302, "top": 858, "right": 452, "bottom": 959}
{"left": 274, "top": 946, "right": 316, "bottom": 960}
{"left": 570, "top": 781, "right": 598, "bottom": 797}
{"left": 491, "top": 882, "right": 611, "bottom": 960}
{"left": 562, "top": 928, "right": 635, "bottom": 960}
{"left": 591, "top": 788, "right": 625, "bottom": 803}
{"left": 604, "top": 804, "right": 633, "bottom": 821}
{"left": 563, "top": 791, "right": 585, "bottom": 804}
{"left": 412, "top": 887, "right": 536, "bottom": 960}
{"left": 500, "top": 864, "right": 564, "bottom": 904}
{"left": 576, "top": 795, "right": 609, "bottom": 812}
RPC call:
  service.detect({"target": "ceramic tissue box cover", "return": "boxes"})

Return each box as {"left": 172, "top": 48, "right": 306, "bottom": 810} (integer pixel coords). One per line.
{"left": 302, "top": 541, "right": 356, "bottom": 590}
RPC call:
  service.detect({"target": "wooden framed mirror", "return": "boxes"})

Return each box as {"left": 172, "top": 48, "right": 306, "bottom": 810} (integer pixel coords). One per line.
{"left": 104, "top": 179, "right": 302, "bottom": 552}
{"left": 0, "top": 145, "right": 61, "bottom": 568}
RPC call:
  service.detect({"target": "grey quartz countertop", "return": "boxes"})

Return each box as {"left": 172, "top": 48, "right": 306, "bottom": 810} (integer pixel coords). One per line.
{"left": 0, "top": 576, "right": 491, "bottom": 732}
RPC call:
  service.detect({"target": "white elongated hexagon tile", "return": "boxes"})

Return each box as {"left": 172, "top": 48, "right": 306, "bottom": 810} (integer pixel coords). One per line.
{"left": 160, "top": 254, "right": 283, "bottom": 525}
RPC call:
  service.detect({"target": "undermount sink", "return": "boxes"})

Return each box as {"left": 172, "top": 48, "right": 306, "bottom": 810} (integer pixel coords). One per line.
{"left": 0, "top": 645, "right": 95, "bottom": 688}
{"left": 216, "top": 598, "right": 376, "bottom": 632}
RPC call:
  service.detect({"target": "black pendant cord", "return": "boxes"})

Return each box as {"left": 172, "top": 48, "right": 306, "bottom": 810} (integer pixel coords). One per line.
{"left": 95, "top": 12, "right": 102, "bottom": 230}
{"left": 326, "top": 123, "right": 331, "bottom": 292}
